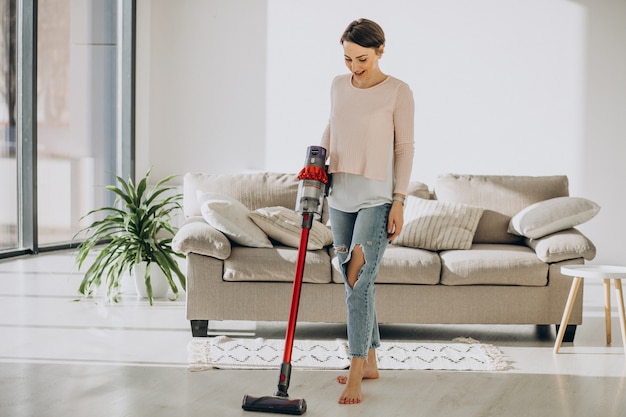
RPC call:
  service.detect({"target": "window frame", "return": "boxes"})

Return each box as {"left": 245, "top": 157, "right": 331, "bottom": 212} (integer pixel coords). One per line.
{"left": 0, "top": 0, "right": 135, "bottom": 259}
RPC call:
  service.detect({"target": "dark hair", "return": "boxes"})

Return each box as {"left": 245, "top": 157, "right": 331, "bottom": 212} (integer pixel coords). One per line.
{"left": 340, "top": 18, "right": 385, "bottom": 49}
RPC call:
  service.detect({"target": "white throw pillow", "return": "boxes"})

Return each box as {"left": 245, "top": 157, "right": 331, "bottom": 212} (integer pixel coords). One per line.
{"left": 249, "top": 206, "right": 333, "bottom": 250}
{"left": 198, "top": 192, "right": 272, "bottom": 248}
{"left": 394, "top": 197, "right": 484, "bottom": 251}
{"left": 508, "top": 196, "right": 600, "bottom": 239}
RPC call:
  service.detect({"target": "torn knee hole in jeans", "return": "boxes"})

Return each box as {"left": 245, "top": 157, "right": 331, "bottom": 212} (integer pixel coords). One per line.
{"left": 351, "top": 244, "right": 366, "bottom": 269}
{"left": 345, "top": 244, "right": 366, "bottom": 289}
{"left": 353, "top": 243, "right": 364, "bottom": 254}
{"left": 334, "top": 245, "right": 348, "bottom": 253}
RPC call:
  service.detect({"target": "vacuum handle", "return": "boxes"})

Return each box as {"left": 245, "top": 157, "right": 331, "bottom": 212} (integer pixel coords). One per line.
{"left": 277, "top": 213, "right": 311, "bottom": 397}
{"left": 283, "top": 215, "right": 310, "bottom": 363}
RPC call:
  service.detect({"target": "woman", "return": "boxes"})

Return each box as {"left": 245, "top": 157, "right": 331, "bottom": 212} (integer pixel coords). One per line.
{"left": 320, "top": 18, "right": 415, "bottom": 405}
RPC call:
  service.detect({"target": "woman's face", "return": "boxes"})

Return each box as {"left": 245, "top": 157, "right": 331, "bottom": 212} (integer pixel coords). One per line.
{"left": 342, "top": 41, "right": 383, "bottom": 87}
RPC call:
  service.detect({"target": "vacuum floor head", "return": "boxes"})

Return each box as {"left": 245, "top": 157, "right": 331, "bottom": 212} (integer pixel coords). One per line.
{"left": 242, "top": 394, "right": 307, "bottom": 415}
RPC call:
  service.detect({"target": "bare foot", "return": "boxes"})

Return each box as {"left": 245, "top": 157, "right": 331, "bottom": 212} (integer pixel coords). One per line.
{"left": 338, "top": 358, "right": 364, "bottom": 404}
{"left": 338, "top": 350, "right": 380, "bottom": 404}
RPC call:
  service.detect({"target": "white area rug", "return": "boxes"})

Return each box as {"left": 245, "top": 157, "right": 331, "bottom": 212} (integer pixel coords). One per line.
{"left": 188, "top": 336, "right": 512, "bottom": 372}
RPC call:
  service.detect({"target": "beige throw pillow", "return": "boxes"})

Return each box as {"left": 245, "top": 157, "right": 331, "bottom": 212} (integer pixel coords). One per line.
{"left": 172, "top": 217, "right": 232, "bottom": 259}
{"left": 198, "top": 192, "right": 272, "bottom": 248}
{"left": 524, "top": 228, "right": 596, "bottom": 263}
{"left": 249, "top": 206, "right": 333, "bottom": 250}
{"left": 508, "top": 196, "right": 600, "bottom": 239}
{"left": 394, "top": 197, "right": 484, "bottom": 250}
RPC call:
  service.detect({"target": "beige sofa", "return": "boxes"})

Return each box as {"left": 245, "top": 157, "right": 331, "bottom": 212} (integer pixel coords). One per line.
{"left": 173, "top": 172, "right": 598, "bottom": 341}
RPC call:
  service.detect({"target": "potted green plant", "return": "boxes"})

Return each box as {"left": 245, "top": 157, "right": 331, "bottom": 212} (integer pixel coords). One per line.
{"left": 74, "top": 169, "right": 186, "bottom": 305}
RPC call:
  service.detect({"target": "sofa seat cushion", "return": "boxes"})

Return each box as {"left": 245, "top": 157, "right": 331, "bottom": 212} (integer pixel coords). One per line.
{"left": 440, "top": 244, "right": 548, "bottom": 286}
{"left": 330, "top": 245, "right": 441, "bottom": 285}
{"left": 224, "top": 246, "right": 331, "bottom": 283}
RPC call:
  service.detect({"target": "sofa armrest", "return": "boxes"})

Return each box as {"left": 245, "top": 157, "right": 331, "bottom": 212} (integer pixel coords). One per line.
{"left": 525, "top": 228, "right": 596, "bottom": 263}
{"left": 172, "top": 216, "right": 231, "bottom": 259}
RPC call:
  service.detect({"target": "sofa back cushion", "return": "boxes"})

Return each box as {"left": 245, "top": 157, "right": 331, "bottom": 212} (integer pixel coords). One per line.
{"left": 184, "top": 172, "right": 301, "bottom": 217}
{"left": 406, "top": 181, "right": 432, "bottom": 199}
{"left": 434, "top": 174, "right": 569, "bottom": 244}
{"left": 185, "top": 172, "right": 431, "bottom": 226}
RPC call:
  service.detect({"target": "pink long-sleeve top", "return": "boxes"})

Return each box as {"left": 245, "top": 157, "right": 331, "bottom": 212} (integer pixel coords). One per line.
{"left": 320, "top": 74, "right": 415, "bottom": 202}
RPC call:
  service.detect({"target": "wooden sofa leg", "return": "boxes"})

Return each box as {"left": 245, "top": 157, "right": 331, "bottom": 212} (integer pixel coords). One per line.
{"left": 555, "top": 324, "right": 577, "bottom": 343}
{"left": 191, "top": 320, "right": 209, "bottom": 337}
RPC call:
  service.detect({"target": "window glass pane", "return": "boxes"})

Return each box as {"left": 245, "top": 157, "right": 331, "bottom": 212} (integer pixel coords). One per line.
{"left": 37, "top": 0, "right": 117, "bottom": 245}
{"left": 0, "top": 0, "right": 17, "bottom": 251}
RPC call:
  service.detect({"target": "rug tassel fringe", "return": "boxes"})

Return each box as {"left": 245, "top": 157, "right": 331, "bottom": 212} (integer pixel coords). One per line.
{"left": 187, "top": 338, "right": 215, "bottom": 372}
{"left": 453, "top": 337, "right": 514, "bottom": 371}
{"left": 452, "top": 336, "right": 480, "bottom": 344}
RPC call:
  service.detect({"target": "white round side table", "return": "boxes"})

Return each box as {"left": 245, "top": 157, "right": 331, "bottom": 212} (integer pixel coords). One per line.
{"left": 554, "top": 264, "right": 626, "bottom": 356}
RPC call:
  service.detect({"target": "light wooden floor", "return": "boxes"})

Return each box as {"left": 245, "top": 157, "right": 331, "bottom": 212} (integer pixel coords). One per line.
{"left": 1, "top": 250, "right": 625, "bottom": 417}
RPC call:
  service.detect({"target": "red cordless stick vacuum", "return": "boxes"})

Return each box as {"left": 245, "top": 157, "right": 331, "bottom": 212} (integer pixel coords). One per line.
{"left": 242, "top": 146, "right": 329, "bottom": 415}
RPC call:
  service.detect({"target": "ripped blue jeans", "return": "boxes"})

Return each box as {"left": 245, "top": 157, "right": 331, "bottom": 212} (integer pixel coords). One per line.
{"left": 329, "top": 204, "right": 391, "bottom": 359}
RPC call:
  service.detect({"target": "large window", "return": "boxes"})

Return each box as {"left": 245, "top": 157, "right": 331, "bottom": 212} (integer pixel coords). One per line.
{"left": 37, "top": 0, "right": 118, "bottom": 245}
{"left": 0, "top": 0, "right": 133, "bottom": 256}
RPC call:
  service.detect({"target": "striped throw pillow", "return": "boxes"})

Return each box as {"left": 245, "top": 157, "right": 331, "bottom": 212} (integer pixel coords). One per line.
{"left": 394, "top": 197, "right": 484, "bottom": 251}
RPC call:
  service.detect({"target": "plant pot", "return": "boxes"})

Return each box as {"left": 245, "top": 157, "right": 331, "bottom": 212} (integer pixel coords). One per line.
{"left": 133, "top": 262, "right": 170, "bottom": 299}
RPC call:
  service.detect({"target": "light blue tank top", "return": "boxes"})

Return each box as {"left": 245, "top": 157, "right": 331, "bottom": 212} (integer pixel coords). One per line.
{"left": 328, "top": 147, "right": 394, "bottom": 213}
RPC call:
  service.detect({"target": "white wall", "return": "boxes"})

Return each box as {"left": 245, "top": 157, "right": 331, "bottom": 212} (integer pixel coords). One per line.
{"left": 135, "top": 0, "right": 268, "bottom": 179}
{"left": 136, "top": 0, "right": 626, "bottom": 265}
